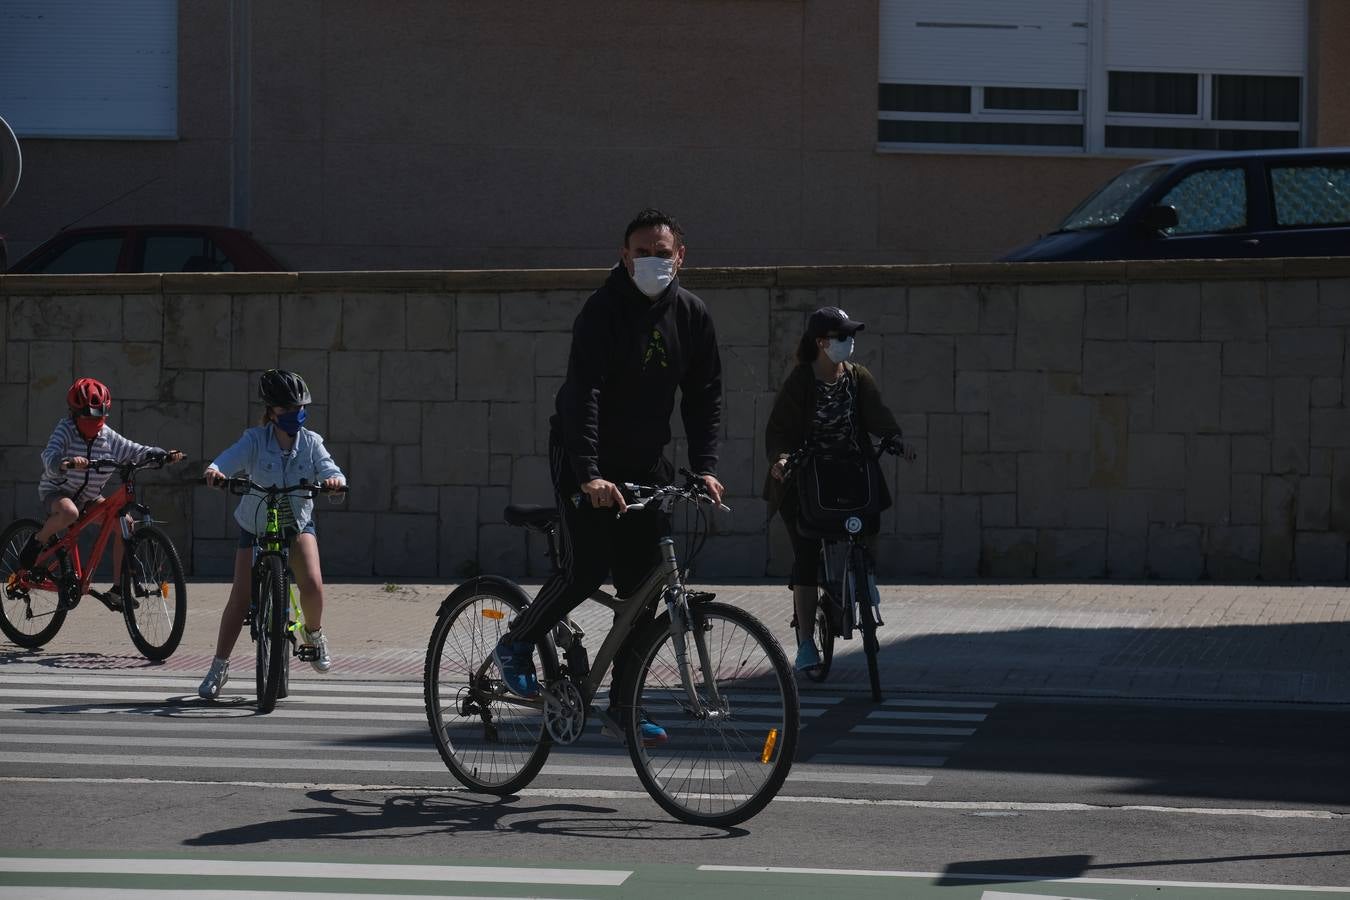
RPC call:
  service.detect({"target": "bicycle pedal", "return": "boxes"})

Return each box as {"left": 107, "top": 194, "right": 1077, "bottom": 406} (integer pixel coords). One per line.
{"left": 296, "top": 644, "right": 318, "bottom": 662}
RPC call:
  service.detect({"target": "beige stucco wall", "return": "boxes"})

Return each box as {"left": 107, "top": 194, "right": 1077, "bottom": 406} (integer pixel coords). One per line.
{"left": 5, "top": 259, "right": 1350, "bottom": 583}
{"left": 0, "top": 2, "right": 1343, "bottom": 269}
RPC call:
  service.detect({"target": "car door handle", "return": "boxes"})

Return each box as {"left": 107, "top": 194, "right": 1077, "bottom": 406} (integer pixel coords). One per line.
{"left": 1240, "top": 239, "right": 1261, "bottom": 246}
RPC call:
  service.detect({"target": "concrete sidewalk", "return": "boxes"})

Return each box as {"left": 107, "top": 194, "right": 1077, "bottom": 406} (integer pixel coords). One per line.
{"left": 4, "top": 580, "right": 1348, "bottom": 705}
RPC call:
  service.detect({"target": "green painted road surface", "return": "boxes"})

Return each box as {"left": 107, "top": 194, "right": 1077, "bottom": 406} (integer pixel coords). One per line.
{"left": 2, "top": 853, "right": 1347, "bottom": 899}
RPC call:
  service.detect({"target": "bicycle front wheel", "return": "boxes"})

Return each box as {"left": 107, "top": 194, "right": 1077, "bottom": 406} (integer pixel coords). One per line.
{"left": 121, "top": 526, "right": 187, "bottom": 661}
{"left": 255, "top": 556, "right": 288, "bottom": 713}
{"left": 0, "top": 519, "right": 67, "bottom": 649}
{"left": 627, "top": 600, "right": 799, "bottom": 827}
{"left": 852, "top": 550, "right": 883, "bottom": 702}
{"left": 424, "top": 579, "right": 552, "bottom": 795}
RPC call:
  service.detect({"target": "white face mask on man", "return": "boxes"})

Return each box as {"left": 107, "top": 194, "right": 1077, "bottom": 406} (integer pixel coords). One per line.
{"left": 631, "top": 256, "right": 676, "bottom": 298}
{"left": 824, "top": 336, "right": 855, "bottom": 363}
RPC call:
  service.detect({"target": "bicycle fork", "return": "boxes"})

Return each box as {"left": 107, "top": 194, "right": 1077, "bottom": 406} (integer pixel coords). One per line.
{"left": 662, "top": 584, "right": 725, "bottom": 719}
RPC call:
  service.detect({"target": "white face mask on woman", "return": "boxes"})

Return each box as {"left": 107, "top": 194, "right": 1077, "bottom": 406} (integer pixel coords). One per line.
{"left": 824, "top": 336, "right": 855, "bottom": 363}
{"left": 631, "top": 256, "right": 676, "bottom": 298}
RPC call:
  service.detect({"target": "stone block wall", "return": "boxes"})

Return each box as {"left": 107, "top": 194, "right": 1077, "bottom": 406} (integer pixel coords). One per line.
{"left": 3, "top": 260, "right": 1350, "bottom": 582}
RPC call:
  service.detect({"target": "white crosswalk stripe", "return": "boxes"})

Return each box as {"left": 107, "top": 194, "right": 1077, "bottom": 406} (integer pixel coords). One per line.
{"left": 0, "top": 671, "right": 952, "bottom": 791}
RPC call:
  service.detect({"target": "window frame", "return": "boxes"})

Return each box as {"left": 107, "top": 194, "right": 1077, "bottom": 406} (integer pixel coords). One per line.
{"left": 877, "top": 4, "right": 1309, "bottom": 157}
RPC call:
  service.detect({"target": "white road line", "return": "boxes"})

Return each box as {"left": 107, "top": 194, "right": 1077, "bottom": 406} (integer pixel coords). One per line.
{"left": 0, "top": 754, "right": 929, "bottom": 786}
{"left": 699, "top": 865, "right": 1350, "bottom": 892}
{"left": 830, "top": 739, "right": 964, "bottom": 752}
{"left": 0, "top": 718, "right": 417, "bottom": 738}
{"left": 0, "top": 674, "right": 843, "bottom": 705}
{"left": 0, "top": 673, "right": 425, "bottom": 693}
{"left": 0, "top": 703, "right": 428, "bottom": 722}
{"left": 852, "top": 724, "right": 977, "bottom": 736}
{"left": 3, "top": 776, "right": 1338, "bottom": 818}
{"left": 807, "top": 753, "right": 947, "bottom": 767}
{"left": 882, "top": 699, "right": 997, "bottom": 709}
{"left": 0, "top": 733, "right": 439, "bottom": 755}
{"left": 0, "top": 856, "right": 630, "bottom": 886}
{"left": 0, "top": 890, "right": 573, "bottom": 900}
{"left": 866, "top": 710, "right": 987, "bottom": 722}
{"left": 0, "top": 687, "right": 824, "bottom": 715}
{"left": 0, "top": 688, "right": 425, "bottom": 707}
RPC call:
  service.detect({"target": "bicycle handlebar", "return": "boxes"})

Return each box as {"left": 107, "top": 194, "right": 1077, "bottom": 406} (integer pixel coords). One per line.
{"left": 620, "top": 469, "right": 731, "bottom": 515}
{"left": 780, "top": 435, "right": 913, "bottom": 480}
{"left": 61, "top": 452, "right": 175, "bottom": 474}
{"left": 204, "top": 474, "right": 349, "bottom": 501}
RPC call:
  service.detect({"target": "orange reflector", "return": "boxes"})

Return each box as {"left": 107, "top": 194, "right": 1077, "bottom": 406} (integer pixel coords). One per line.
{"left": 160, "top": 582, "right": 170, "bottom": 598}
{"left": 5, "top": 574, "right": 16, "bottom": 589}
{"left": 482, "top": 608, "right": 506, "bottom": 620}
{"left": 760, "top": 728, "right": 779, "bottom": 764}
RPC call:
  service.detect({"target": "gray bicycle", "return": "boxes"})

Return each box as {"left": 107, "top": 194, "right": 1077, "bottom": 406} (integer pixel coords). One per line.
{"left": 423, "top": 471, "right": 800, "bottom": 826}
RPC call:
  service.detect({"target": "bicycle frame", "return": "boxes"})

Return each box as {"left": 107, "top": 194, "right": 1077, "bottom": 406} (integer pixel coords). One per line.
{"left": 20, "top": 481, "right": 141, "bottom": 599}
{"left": 485, "top": 507, "right": 725, "bottom": 725}
{"left": 248, "top": 501, "right": 307, "bottom": 641}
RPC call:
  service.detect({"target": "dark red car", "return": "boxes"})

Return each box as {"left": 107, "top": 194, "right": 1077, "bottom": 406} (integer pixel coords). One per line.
{"left": 6, "top": 225, "right": 286, "bottom": 273}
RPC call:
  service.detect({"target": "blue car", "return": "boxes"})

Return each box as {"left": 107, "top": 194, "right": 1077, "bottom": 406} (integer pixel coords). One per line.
{"left": 1003, "top": 147, "right": 1350, "bottom": 262}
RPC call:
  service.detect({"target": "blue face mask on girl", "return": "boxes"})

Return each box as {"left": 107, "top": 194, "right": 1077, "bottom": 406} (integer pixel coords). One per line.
{"left": 276, "top": 407, "right": 307, "bottom": 436}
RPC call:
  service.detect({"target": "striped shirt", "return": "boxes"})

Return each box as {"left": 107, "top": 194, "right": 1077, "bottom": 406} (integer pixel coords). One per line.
{"left": 38, "top": 418, "right": 163, "bottom": 503}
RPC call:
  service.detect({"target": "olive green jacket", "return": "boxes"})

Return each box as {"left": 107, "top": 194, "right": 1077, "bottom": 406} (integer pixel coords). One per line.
{"left": 761, "top": 362, "right": 901, "bottom": 510}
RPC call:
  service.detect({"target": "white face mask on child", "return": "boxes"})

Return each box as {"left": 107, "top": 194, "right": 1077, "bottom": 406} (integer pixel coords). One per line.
{"left": 824, "top": 336, "right": 855, "bottom": 363}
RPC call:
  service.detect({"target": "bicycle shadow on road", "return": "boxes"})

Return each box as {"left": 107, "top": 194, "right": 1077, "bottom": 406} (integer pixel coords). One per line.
{"left": 0, "top": 648, "right": 168, "bottom": 670}
{"left": 183, "top": 789, "right": 748, "bottom": 846}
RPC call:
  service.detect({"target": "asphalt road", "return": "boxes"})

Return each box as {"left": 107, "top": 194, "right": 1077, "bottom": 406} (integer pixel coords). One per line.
{"left": 0, "top": 666, "right": 1346, "bottom": 898}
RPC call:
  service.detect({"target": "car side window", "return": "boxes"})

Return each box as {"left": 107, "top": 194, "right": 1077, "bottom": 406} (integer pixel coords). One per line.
{"left": 1159, "top": 167, "right": 1247, "bottom": 235}
{"left": 30, "top": 235, "right": 123, "bottom": 273}
{"left": 1271, "top": 164, "right": 1350, "bottom": 227}
{"left": 141, "top": 233, "right": 235, "bottom": 272}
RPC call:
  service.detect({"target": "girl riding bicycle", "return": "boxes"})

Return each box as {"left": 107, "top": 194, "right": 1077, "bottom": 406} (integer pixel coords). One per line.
{"left": 763, "top": 307, "right": 909, "bottom": 672}
{"left": 19, "top": 377, "right": 184, "bottom": 601}
{"left": 198, "top": 369, "right": 346, "bottom": 700}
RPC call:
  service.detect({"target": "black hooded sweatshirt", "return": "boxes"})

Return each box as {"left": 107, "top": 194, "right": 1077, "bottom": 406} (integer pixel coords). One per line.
{"left": 552, "top": 263, "right": 722, "bottom": 485}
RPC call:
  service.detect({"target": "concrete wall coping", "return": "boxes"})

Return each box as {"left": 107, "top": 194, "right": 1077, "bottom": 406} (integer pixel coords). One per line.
{"left": 4, "top": 257, "right": 1349, "bottom": 296}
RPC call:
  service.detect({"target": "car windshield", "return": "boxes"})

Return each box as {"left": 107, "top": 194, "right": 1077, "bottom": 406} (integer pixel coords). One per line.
{"left": 1058, "top": 163, "right": 1170, "bottom": 231}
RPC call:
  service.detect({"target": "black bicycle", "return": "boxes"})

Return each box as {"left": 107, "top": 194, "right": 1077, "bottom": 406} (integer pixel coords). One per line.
{"left": 784, "top": 436, "right": 913, "bottom": 701}
{"left": 208, "top": 475, "right": 347, "bottom": 713}
{"left": 424, "top": 469, "right": 799, "bottom": 827}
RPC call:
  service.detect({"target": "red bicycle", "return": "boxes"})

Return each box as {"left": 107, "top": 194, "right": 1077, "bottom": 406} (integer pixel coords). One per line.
{"left": 0, "top": 454, "right": 187, "bottom": 661}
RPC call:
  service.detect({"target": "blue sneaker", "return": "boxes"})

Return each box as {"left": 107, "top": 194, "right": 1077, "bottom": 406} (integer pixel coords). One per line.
{"left": 603, "top": 706, "right": 669, "bottom": 747}
{"left": 635, "top": 708, "right": 668, "bottom": 747}
{"left": 492, "top": 638, "right": 540, "bottom": 698}
{"left": 794, "top": 638, "right": 821, "bottom": 672}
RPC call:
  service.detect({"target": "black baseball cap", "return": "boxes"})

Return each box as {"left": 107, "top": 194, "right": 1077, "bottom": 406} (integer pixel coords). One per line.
{"left": 806, "top": 306, "right": 866, "bottom": 338}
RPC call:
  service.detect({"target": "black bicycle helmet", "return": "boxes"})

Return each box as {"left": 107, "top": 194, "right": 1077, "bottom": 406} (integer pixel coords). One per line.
{"left": 258, "top": 369, "right": 312, "bottom": 406}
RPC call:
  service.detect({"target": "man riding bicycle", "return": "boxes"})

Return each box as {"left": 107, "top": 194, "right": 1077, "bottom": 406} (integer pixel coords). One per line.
{"left": 492, "top": 208, "right": 724, "bottom": 747}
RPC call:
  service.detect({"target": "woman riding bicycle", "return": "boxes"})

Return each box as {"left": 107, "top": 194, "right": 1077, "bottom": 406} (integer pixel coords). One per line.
{"left": 198, "top": 369, "right": 346, "bottom": 700}
{"left": 763, "top": 306, "right": 907, "bottom": 672}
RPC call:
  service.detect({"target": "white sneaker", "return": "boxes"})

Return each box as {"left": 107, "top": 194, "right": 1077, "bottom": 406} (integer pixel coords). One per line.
{"left": 197, "top": 658, "right": 229, "bottom": 699}
{"left": 302, "top": 627, "right": 332, "bottom": 673}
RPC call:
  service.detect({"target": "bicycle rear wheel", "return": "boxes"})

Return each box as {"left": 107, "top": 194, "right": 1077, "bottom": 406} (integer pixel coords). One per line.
{"left": 121, "top": 526, "right": 187, "bottom": 661}
{"left": 626, "top": 600, "right": 799, "bottom": 826}
{"left": 424, "top": 579, "right": 552, "bottom": 794}
{"left": 255, "top": 556, "right": 287, "bottom": 713}
{"left": 0, "top": 519, "right": 67, "bottom": 649}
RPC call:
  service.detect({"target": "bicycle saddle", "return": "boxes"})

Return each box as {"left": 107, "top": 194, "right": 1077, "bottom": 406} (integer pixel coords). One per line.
{"left": 503, "top": 504, "right": 558, "bottom": 530}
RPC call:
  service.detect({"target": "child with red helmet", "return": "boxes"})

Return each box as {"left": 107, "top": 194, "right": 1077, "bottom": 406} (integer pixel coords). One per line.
{"left": 20, "top": 378, "right": 184, "bottom": 601}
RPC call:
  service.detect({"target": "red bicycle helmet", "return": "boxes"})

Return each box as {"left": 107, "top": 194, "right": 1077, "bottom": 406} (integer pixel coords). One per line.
{"left": 68, "top": 377, "right": 111, "bottom": 441}
{"left": 67, "top": 377, "right": 111, "bottom": 416}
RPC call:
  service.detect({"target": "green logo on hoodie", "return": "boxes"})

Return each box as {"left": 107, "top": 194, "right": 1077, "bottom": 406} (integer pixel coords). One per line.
{"left": 643, "top": 328, "right": 669, "bottom": 370}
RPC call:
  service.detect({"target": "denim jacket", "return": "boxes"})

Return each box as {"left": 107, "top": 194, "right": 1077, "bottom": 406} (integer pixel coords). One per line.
{"left": 209, "top": 425, "right": 345, "bottom": 535}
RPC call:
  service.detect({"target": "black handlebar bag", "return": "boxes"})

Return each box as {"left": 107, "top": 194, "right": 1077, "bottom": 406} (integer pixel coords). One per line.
{"left": 794, "top": 450, "right": 891, "bottom": 539}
